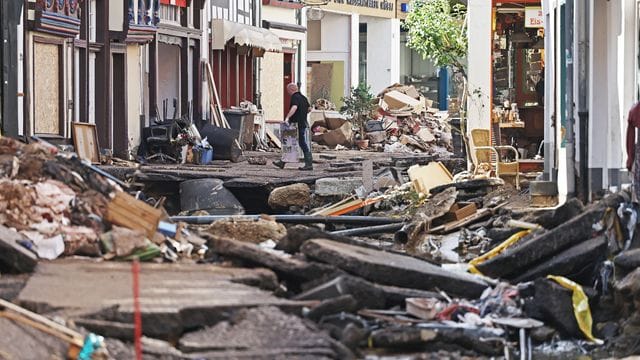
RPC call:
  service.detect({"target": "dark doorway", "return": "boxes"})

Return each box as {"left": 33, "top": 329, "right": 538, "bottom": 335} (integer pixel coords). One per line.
{"left": 111, "top": 52, "right": 127, "bottom": 158}
{"left": 283, "top": 53, "right": 294, "bottom": 117}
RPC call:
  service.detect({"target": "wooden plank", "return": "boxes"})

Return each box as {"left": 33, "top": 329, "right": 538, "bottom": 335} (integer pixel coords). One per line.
{"left": 265, "top": 128, "right": 282, "bottom": 149}
{"left": 442, "top": 208, "right": 491, "bottom": 232}
{"left": 453, "top": 203, "right": 478, "bottom": 220}
{"left": 105, "top": 192, "right": 162, "bottom": 238}
{"left": 0, "top": 299, "right": 83, "bottom": 343}
{"left": 71, "top": 122, "right": 100, "bottom": 164}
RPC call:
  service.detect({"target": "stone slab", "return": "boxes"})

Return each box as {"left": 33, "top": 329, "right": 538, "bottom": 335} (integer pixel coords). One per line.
{"left": 477, "top": 207, "right": 606, "bottom": 279}
{"left": 178, "top": 306, "right": 341, "bottom": 356}
{"left": 301, "top": 239, "right": 488, "bottom": 299}
{"left": 513, "top": 235, "right": 607, "bottom": 283}
{"left": 17, "top": 260, "right": 305, "bottom": 339}
{"left": 206, "top": 235, "right": 339, "bottom": 282}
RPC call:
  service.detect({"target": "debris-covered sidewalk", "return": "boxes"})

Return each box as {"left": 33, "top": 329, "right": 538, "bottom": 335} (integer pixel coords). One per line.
{"left": 0, "top": 135, "right": 639, "bottom": 359}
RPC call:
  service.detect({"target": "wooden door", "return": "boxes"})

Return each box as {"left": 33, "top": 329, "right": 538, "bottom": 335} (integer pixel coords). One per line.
{"left": 283, "top": 53, "right": 294, "bottom": 117}
{"left": 111, "top": 52, "right": 128, "bottom": 158}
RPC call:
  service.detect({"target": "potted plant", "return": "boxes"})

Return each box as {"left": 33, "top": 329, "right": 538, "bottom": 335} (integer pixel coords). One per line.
{"left": 340, "top": 83, "right": 377, "bottom": 136}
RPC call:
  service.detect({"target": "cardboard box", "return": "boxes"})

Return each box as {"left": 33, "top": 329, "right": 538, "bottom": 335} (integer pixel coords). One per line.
{"left": 407, "top": 162, "right": 453, "bottom": 195}
{"left": 384, "top": 90, "right": 421, "bottom": 110}
{"left": 324, "top": 111, "right": 347, "bottom": 130}
{"left": 321, "top": 121, "right": 353, "bottom": 148}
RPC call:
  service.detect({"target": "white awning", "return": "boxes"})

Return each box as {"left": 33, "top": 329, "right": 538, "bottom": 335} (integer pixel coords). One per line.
{"left": 212, "top": 19, "right": 282, "bottom": 52}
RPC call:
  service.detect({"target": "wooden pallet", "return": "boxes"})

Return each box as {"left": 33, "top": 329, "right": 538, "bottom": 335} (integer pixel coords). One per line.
{"left": 105, "top": 192, "right": 162, "bottom": 238}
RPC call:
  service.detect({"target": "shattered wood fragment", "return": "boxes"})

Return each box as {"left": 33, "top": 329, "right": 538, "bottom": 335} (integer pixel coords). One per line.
{"left": 105, "top": 192, "right": 162, "bottom": 238}
{"left": 301, "top": 239, "right": 488, "bottom": 298}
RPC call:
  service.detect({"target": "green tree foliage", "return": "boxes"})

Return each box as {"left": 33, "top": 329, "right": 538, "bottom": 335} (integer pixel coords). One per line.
{"left": 340, "top": 83, "right": 377, "bottom": 130}
{"left": 404, "top": 0, "right": 467, "bottom": 76}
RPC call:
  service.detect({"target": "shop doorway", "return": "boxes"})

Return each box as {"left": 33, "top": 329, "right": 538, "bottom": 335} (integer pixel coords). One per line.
{"left": 283, "top": 53, "right": 294, "bottom": 116}
{"left": 491, "top": 3, "right": 545, "bottom": 162}
{"left": 111, "top": 52, "right": 128, "bottom": 158}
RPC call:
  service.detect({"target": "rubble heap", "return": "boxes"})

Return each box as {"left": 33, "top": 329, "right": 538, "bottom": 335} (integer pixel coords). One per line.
{"left": 309, "top": 84, "right": 453, "bottom": 156}
{"left": 1, "top": 135, "right": 640, "bottom": 359}
{"left": 0, "top": 137, "right": 206, "bottom": 269}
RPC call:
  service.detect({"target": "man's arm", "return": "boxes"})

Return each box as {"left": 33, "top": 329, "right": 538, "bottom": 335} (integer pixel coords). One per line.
{"left": 285, "top": 105, "right": 298, "bottom": 122}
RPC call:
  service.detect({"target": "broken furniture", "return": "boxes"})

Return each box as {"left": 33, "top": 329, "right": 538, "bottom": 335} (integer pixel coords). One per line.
{"left": 144, "top": 122, "right": 177, "bottom": 163}
{"left": 470, "top": 129, "right": 520, "bottom": 189}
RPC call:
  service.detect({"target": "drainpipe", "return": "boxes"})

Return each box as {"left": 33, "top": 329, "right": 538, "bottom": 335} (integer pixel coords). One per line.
{"left": 565, "top": 0, "right": 576, "bottom": 198}
{"left": 253, "top": 0, "right": 261, "bottom": 108}
{"left": 296, "top": 8, "right": 302, "bottom": 89}
{"left": 84, "top": 0, "right": 90, "bottom": 124}
{"left": 576, "top": 0, "right": 589, "bottom": 202}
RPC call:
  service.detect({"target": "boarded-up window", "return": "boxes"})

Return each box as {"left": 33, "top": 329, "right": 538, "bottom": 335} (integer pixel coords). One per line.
{"left": 307, "top": 20, "right": 321, "bottom": 51}
{"left": 34, "top": 42, "right": 61, "bottom": 135}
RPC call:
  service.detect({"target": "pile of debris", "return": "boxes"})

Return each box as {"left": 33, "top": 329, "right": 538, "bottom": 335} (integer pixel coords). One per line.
{"left": 0, "top": 137, "right": 206, "bottom": 270}
{"left": 2, "top": 134, "right": 640, "bottom": 359}
{"left": 309, "top": 84, "right": 453, "bottom": 156}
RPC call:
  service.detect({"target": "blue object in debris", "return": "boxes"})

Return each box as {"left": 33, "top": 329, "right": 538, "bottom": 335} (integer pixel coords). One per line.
{"left": 77, "top": 333, "right": 104, "bottom": 360}
{"left": 200, "top": 148, "right": 213, "bottom": 165}
{"left": 158, "top": 221, "right": 178, "bottom": 238}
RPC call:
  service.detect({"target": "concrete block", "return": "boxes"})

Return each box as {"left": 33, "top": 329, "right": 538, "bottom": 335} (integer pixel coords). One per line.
{"left": 315, "top": 177, "right": 363, "bottom": 196}
{"left": 301, "top": 239, "right": 488, "bottom": 299}
{"left": 529, "top": 180, "right": 559, "bottom": 196}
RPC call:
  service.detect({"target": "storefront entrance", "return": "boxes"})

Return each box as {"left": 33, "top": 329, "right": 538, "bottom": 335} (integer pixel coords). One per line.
{"left": 491, "top": 1, "right": 545, "bottom": 165}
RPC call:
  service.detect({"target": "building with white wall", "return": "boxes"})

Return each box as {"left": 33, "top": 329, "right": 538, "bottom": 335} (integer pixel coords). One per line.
{"left": 305, "top": 0, "right": 399, "bottom": 108}
{"left": 260, "top": 1, "right": 307, "bottom": 122}
{"left": 543, "top": 0, "right": 639, "bottom": 200}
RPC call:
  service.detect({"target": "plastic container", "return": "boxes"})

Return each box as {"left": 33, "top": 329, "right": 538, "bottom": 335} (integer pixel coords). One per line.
{"left": 199, "top": 148, "right": 213, "bottom": 164}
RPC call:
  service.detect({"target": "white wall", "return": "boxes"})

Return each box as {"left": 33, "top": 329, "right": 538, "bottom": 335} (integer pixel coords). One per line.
{"left": 300, "top": 8, "right": 308, "bottom": 96}
{"left": 363, "top": 16, "right": 400, "bottom": 93}
{"left": 466, "top": 0, "right": 492, "bottom": 132}
{"left": 109, "top": 2, "right": 124, "bottom": 31}
{"left": 260, "top": 51, "right": 284, "bottom": 121}
{"left": 127, "top": 45, "right": 142, "bottom": 154}
{"left": 306, "top": 11, "right": 351, "bottom": 99}
{"left": 263, "top": 6, "right": 297, "bottom": 24}
{"left": 158, "top": 43, "right": 181, "bottom": 118}
{"left": 350, "top": 13, "right": 359, "bottom": 89}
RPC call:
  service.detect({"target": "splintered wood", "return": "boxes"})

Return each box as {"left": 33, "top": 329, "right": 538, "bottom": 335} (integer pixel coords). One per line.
{"left": 105, "top": 192, "right": 162, "bottom": 238}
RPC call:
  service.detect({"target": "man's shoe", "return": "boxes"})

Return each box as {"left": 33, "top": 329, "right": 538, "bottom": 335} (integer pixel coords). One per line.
{"left": 272, "top": 160, "right": 285, "bottom": 169}
{"left": 298, "top": 164, "right": 313, "bottom": 171}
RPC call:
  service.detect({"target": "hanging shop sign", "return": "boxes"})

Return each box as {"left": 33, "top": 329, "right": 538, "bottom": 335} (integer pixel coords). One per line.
{"left": 323, "top": 0, "right": 397, "bottom": 18}
{"left": 525, "top": 7, "right": 543, "bottom": 28}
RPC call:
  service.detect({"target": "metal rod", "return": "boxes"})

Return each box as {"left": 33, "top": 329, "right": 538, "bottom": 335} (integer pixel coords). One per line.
{"left": 330, "top": 223, "right": 404, "bottom": 237}
{"left": 170, "top": 215, "right": 404, "bottom": 225}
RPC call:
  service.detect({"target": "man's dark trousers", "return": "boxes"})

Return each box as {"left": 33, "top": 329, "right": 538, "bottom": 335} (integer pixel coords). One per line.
{"left": 298, "top": 125, "right": 312, "bottom": 165}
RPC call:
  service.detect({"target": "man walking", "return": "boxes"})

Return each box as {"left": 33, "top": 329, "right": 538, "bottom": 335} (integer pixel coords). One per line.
{"left": 273, "top": 83, "right": 313, "bottom": 171}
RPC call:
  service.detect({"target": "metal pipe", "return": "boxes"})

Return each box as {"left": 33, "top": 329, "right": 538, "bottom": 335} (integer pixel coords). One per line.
{"left": 84, "top": 0, "right": 90, "bottom": 124}
{"left": 170, "top": 214, "right": 404, "bottom": 225}
{"left": 576, "top": 0, "right": 589, "bottom": 202}
{"left": 330, "top": 223, "right": 404, "bottom": 237}
{"left": 565, "top": 0, "right": 576, "bottom": 197}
